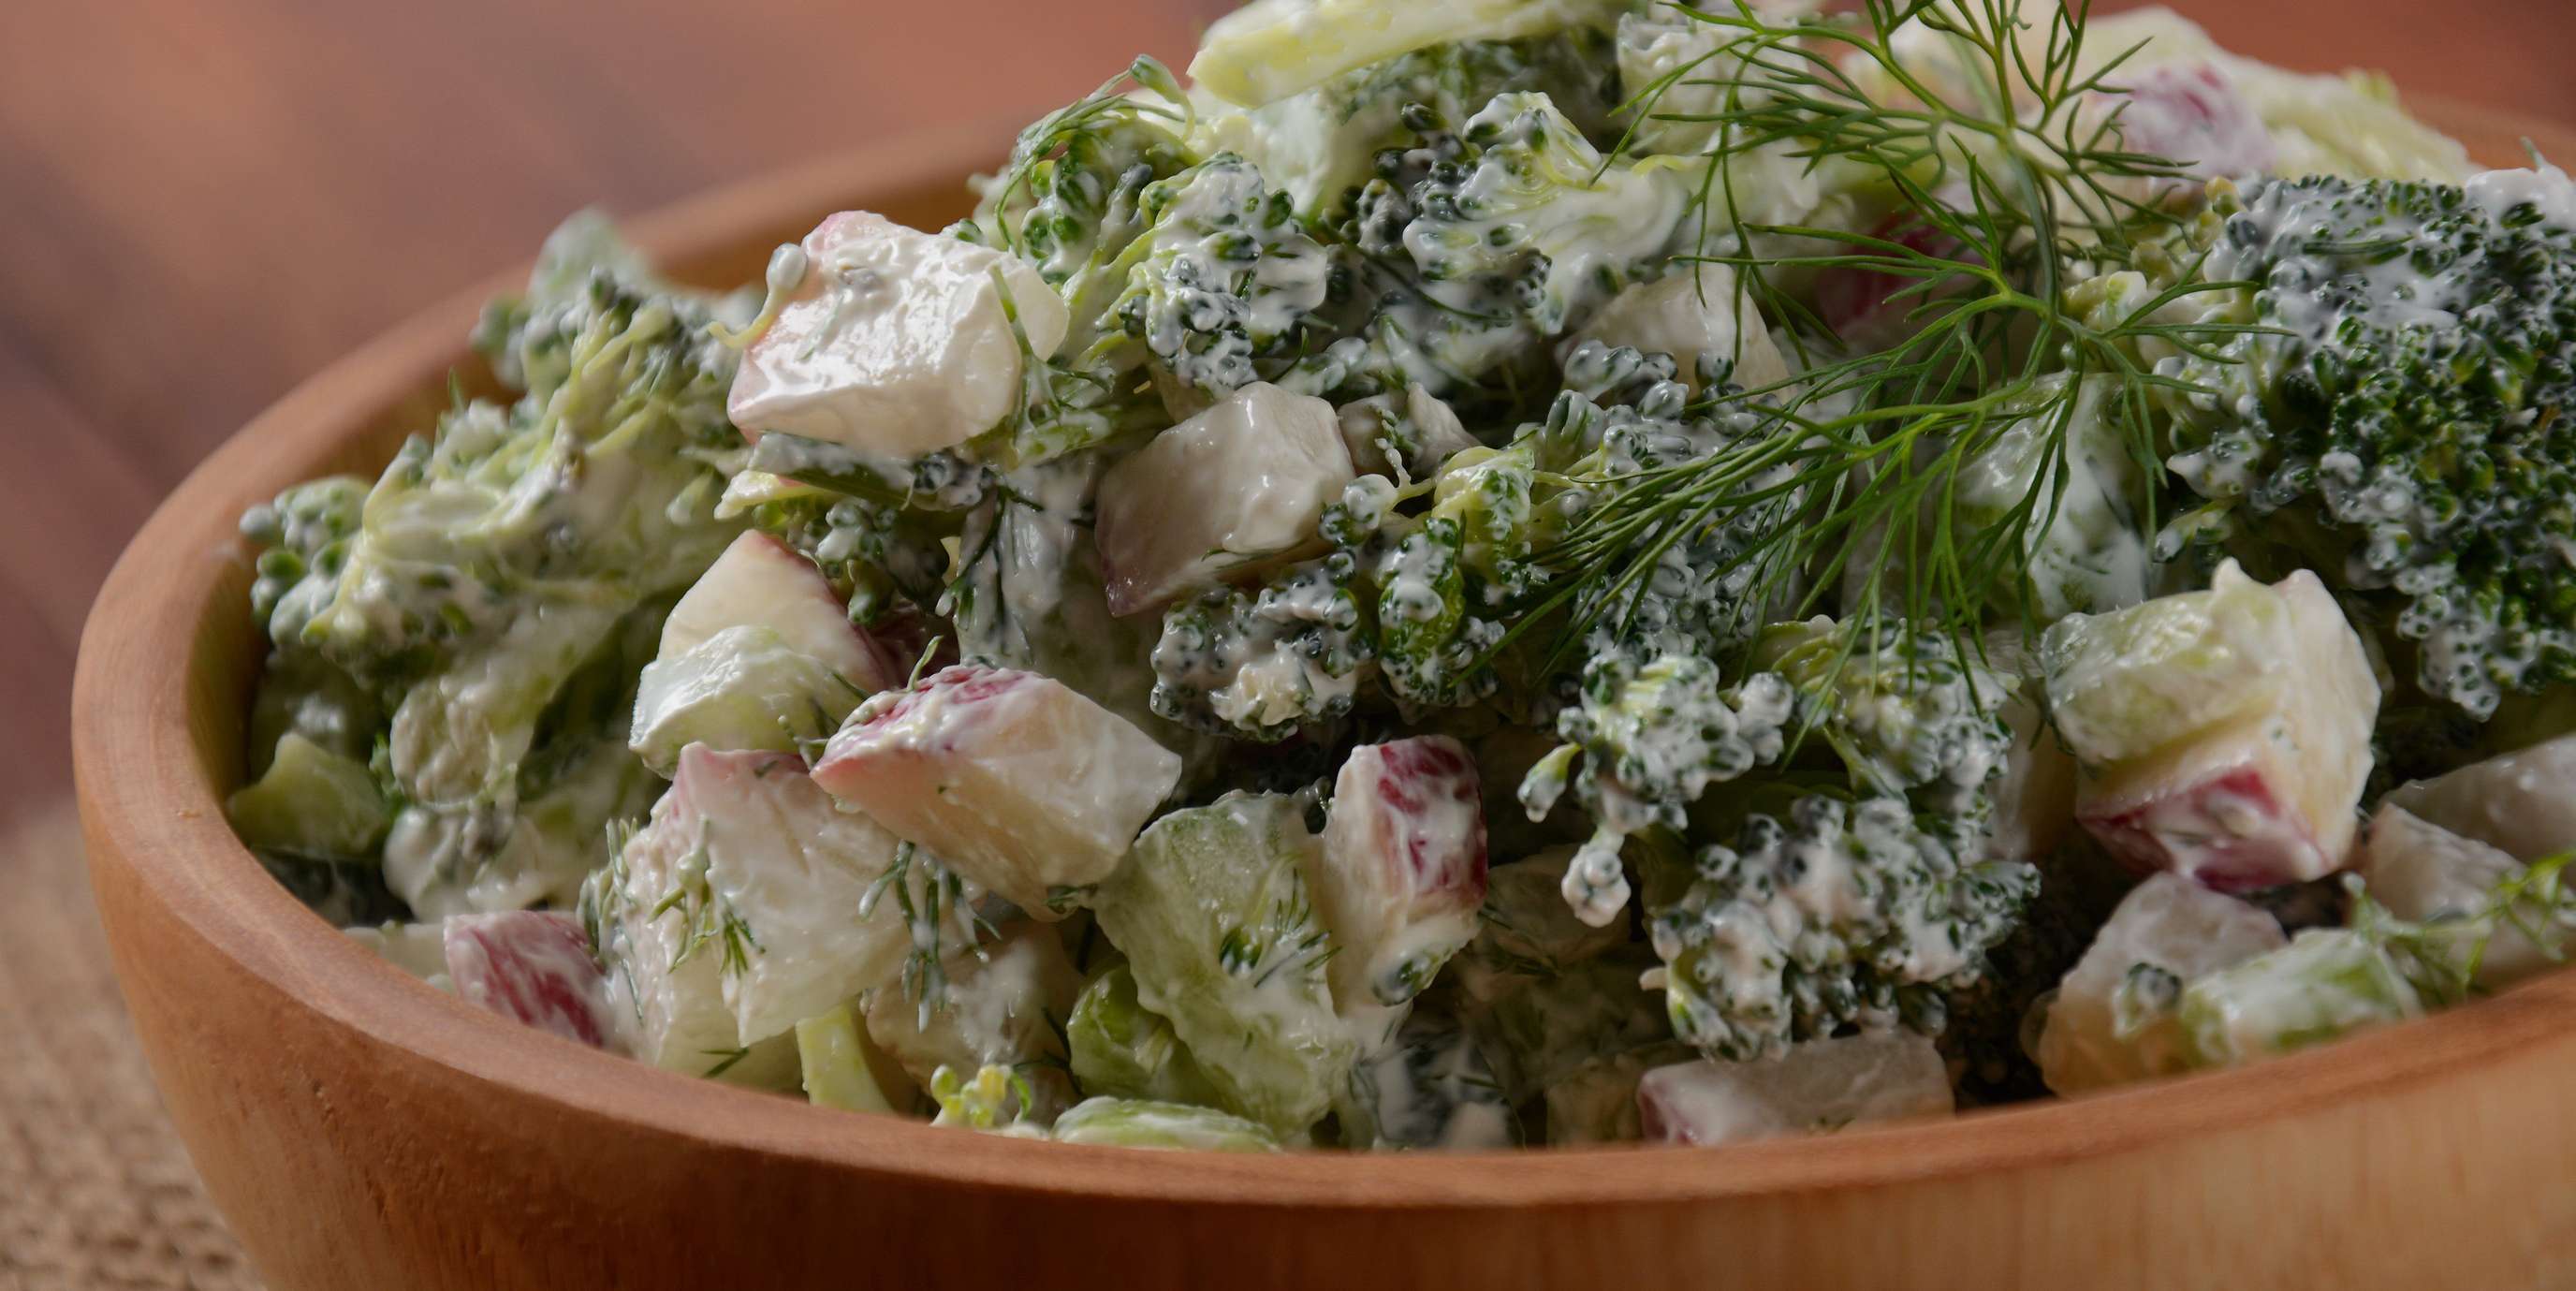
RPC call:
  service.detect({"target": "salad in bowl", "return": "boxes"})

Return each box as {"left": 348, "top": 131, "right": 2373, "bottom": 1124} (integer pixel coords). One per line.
{"left": 223, "top": 0, "right": 2576, "bottom": 1153}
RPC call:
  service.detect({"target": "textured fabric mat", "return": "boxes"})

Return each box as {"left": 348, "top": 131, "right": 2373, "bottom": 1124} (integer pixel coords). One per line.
{"left": 0, "top": 800, "right": 260, "bottom": 1291}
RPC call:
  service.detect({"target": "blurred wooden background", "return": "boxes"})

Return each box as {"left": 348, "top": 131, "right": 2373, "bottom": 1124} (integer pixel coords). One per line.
{"left": 0, "top": 1, "right": 2569, "bottom": 1286}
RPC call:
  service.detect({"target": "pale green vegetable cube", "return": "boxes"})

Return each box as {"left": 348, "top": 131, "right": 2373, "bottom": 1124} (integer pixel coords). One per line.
{"left": 1066, "top": 963, "right": 1227, "bottom": 1109}
{"left": 797, "top": 1005, "right": 904, "bottom": 1114}
{"left": 2041, "top": 559, "right": 2289, "bottom": 766}
{"left": 1090, "top": 792, "right": 1355, "bottom": 1136}
{"left": 228, "top": 732, "right": 390, "bottom": 859}
{"left": 1049, "top": 1097, "right": 1281, "bottom": 1152}
{"left": 2180, "top": 929, "right": 2423, "bottom": 1068}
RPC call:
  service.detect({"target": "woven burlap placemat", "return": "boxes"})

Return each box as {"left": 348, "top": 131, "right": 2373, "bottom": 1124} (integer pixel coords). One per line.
{"left": 0, "top": 800, "right": 260, "bottom": 1291}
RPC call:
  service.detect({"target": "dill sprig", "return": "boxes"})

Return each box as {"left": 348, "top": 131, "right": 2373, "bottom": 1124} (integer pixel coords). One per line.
{"left": 1506, "top": 0, "right": 2263, "bottom": 671}
{"left": 860, "top": 841, "right": 999, "bottom": 1029}
{"left": 977, "top": 56, "right": 1190, "bottom": 261}
{"left": 653, "top": 823, "right": 765, "bottom": 980}
{"left": 2350, "top": 853, "right": 2576, "bottom": 1006}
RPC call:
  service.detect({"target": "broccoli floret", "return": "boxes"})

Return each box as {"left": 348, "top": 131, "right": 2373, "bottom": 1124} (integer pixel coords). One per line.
{"left": 1519, "top": 653, "right": 1796, "bottom": 926}
{"left": 1152, "top": 346, "right": 1795, "bottom": 751}
{"left": 1149, "top": 554, "right": 1372, "bottom": 740}
{"left": 1199, "top": 28, "right": 1620, "bottom": 218}
{"left": 2159, "top": 169, "right": 2576, "bottom": 719}
{"left": 1754, "top": 617, "right": 2015, "bottom": 820}
{"left": 1649, "top": 792, "right": 2039, "bottom": 1063}
{"left": 236, "top": 213, "right": 741, "bottom": 914}
{"left": 1642, "top": 620, "right": 2037, "bottom": 1062}
{"left": 1330, "top": 92, "right": 1690, "bottom": 403}
{"left": 1106, "top": 154, "right": 1333, "bottom": 403}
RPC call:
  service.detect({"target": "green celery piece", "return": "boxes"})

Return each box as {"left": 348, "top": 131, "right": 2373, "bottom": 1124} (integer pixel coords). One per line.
{"left": 1049, "top": 1097, "right": 1280, "bottom": 1152}
{"left": 227, "top": 732, "right": 390, "bottom": 859}
{"left": 797, "top": 1005, "right": 900, "bottom": 1114}
{"left": 1090, "top": 792, "right": 1354, "bottom": 1136}
{"left": 2180, "top": 929, "right": 2422, "bottom": 1067}
{"left": 1066, "top": 963, "right": 1227, "bottom": 1108}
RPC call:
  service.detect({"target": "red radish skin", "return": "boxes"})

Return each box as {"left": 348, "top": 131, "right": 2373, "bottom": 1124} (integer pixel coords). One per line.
{"left": 1364, "top": 738, "right": 1488, "bottom": 902}
{"left": 444, "top": 911, "right": 619, "bottom": 1050}
{"left": 2104, "top": 64, "right": 2276, "bottom": 185}
{"left": 1315, "top": 736, "right": 1488, "bottom": 1007}
{"left": 2078, "top": 765, "right": 2328, "bottom": 893}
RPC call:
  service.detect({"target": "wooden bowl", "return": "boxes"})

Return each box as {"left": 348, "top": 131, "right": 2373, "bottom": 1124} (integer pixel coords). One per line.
{"left": 72, "top": 102, "right": 2576, "bottom": 1291}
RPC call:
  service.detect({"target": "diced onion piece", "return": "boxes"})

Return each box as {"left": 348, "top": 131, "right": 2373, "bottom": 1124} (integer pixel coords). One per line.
{"left": 2035, "top": 873, "right": 2285, "bottom": 1094}
{"left": 443, "top": 911, "right": 621, "bottom": 1051}
{"left": 813, "top": 665, "right": 1182, "bottom": 916}
{"left": 728, "top": 211, "right": 1069, "bottom": 456}
{"left": 1096, "top": 382, "right": 1355, "bottom": 616}
{"left": 1635, "top": 1033, "right": 1953, "bottom": 1147}
{"left": 1312, "top": 737, "right": 1489, "bottom": 1008}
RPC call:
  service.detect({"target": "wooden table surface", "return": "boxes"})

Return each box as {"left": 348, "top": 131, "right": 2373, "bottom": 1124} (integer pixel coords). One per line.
{"left": 2, "top": 1, "right": 2569, "bottom": 1286}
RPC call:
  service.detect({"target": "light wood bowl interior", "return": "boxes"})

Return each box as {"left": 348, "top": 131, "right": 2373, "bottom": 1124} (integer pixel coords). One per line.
{"left": 70, "top": 103, "right": 2576, "bottom": 1290}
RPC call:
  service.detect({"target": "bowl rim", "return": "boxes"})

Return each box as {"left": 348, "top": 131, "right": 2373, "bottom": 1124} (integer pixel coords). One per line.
{"left": 69, "top": 98, "right": 2576, "bottom": 1212}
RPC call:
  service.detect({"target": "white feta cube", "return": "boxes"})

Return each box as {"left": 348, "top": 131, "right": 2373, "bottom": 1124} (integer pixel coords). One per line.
{"left": 727, "top": 212, "right": 1070, "bottom": 456}
{"left": 2035, "top": 873, "right": 2286, "bottom": 1094}
{"left": 1095, "top": 382, "right": 1354, "bottom": 616}
{"left": 1311, "top": 737, "right": 1489, "bottom": 1008}
{"left": 812, "top": 665, "right": 1183, "bottom": 916}
{"left": 1635, "top": 1034, "right": 1954, "bottom": 1147}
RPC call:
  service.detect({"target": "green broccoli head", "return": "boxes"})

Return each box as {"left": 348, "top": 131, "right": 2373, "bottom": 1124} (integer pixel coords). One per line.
{"left": 1640, "top": 619, "right": 2034, "bottom": 1063}
{"left": 1108, "top": 154, "right": 1333, "bottom": 402}
{"left": 2161, "top": 169, "right": 2576, "bottom": 719}
{"left": 1755, "top": 617, "right": 2016, "bottom": 820}
{"left": 1330, "top": 90, "right": 1690, "bottom": 403}
{"left": 1649, "top": 792, "right": 2040, "bottom": 1063}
